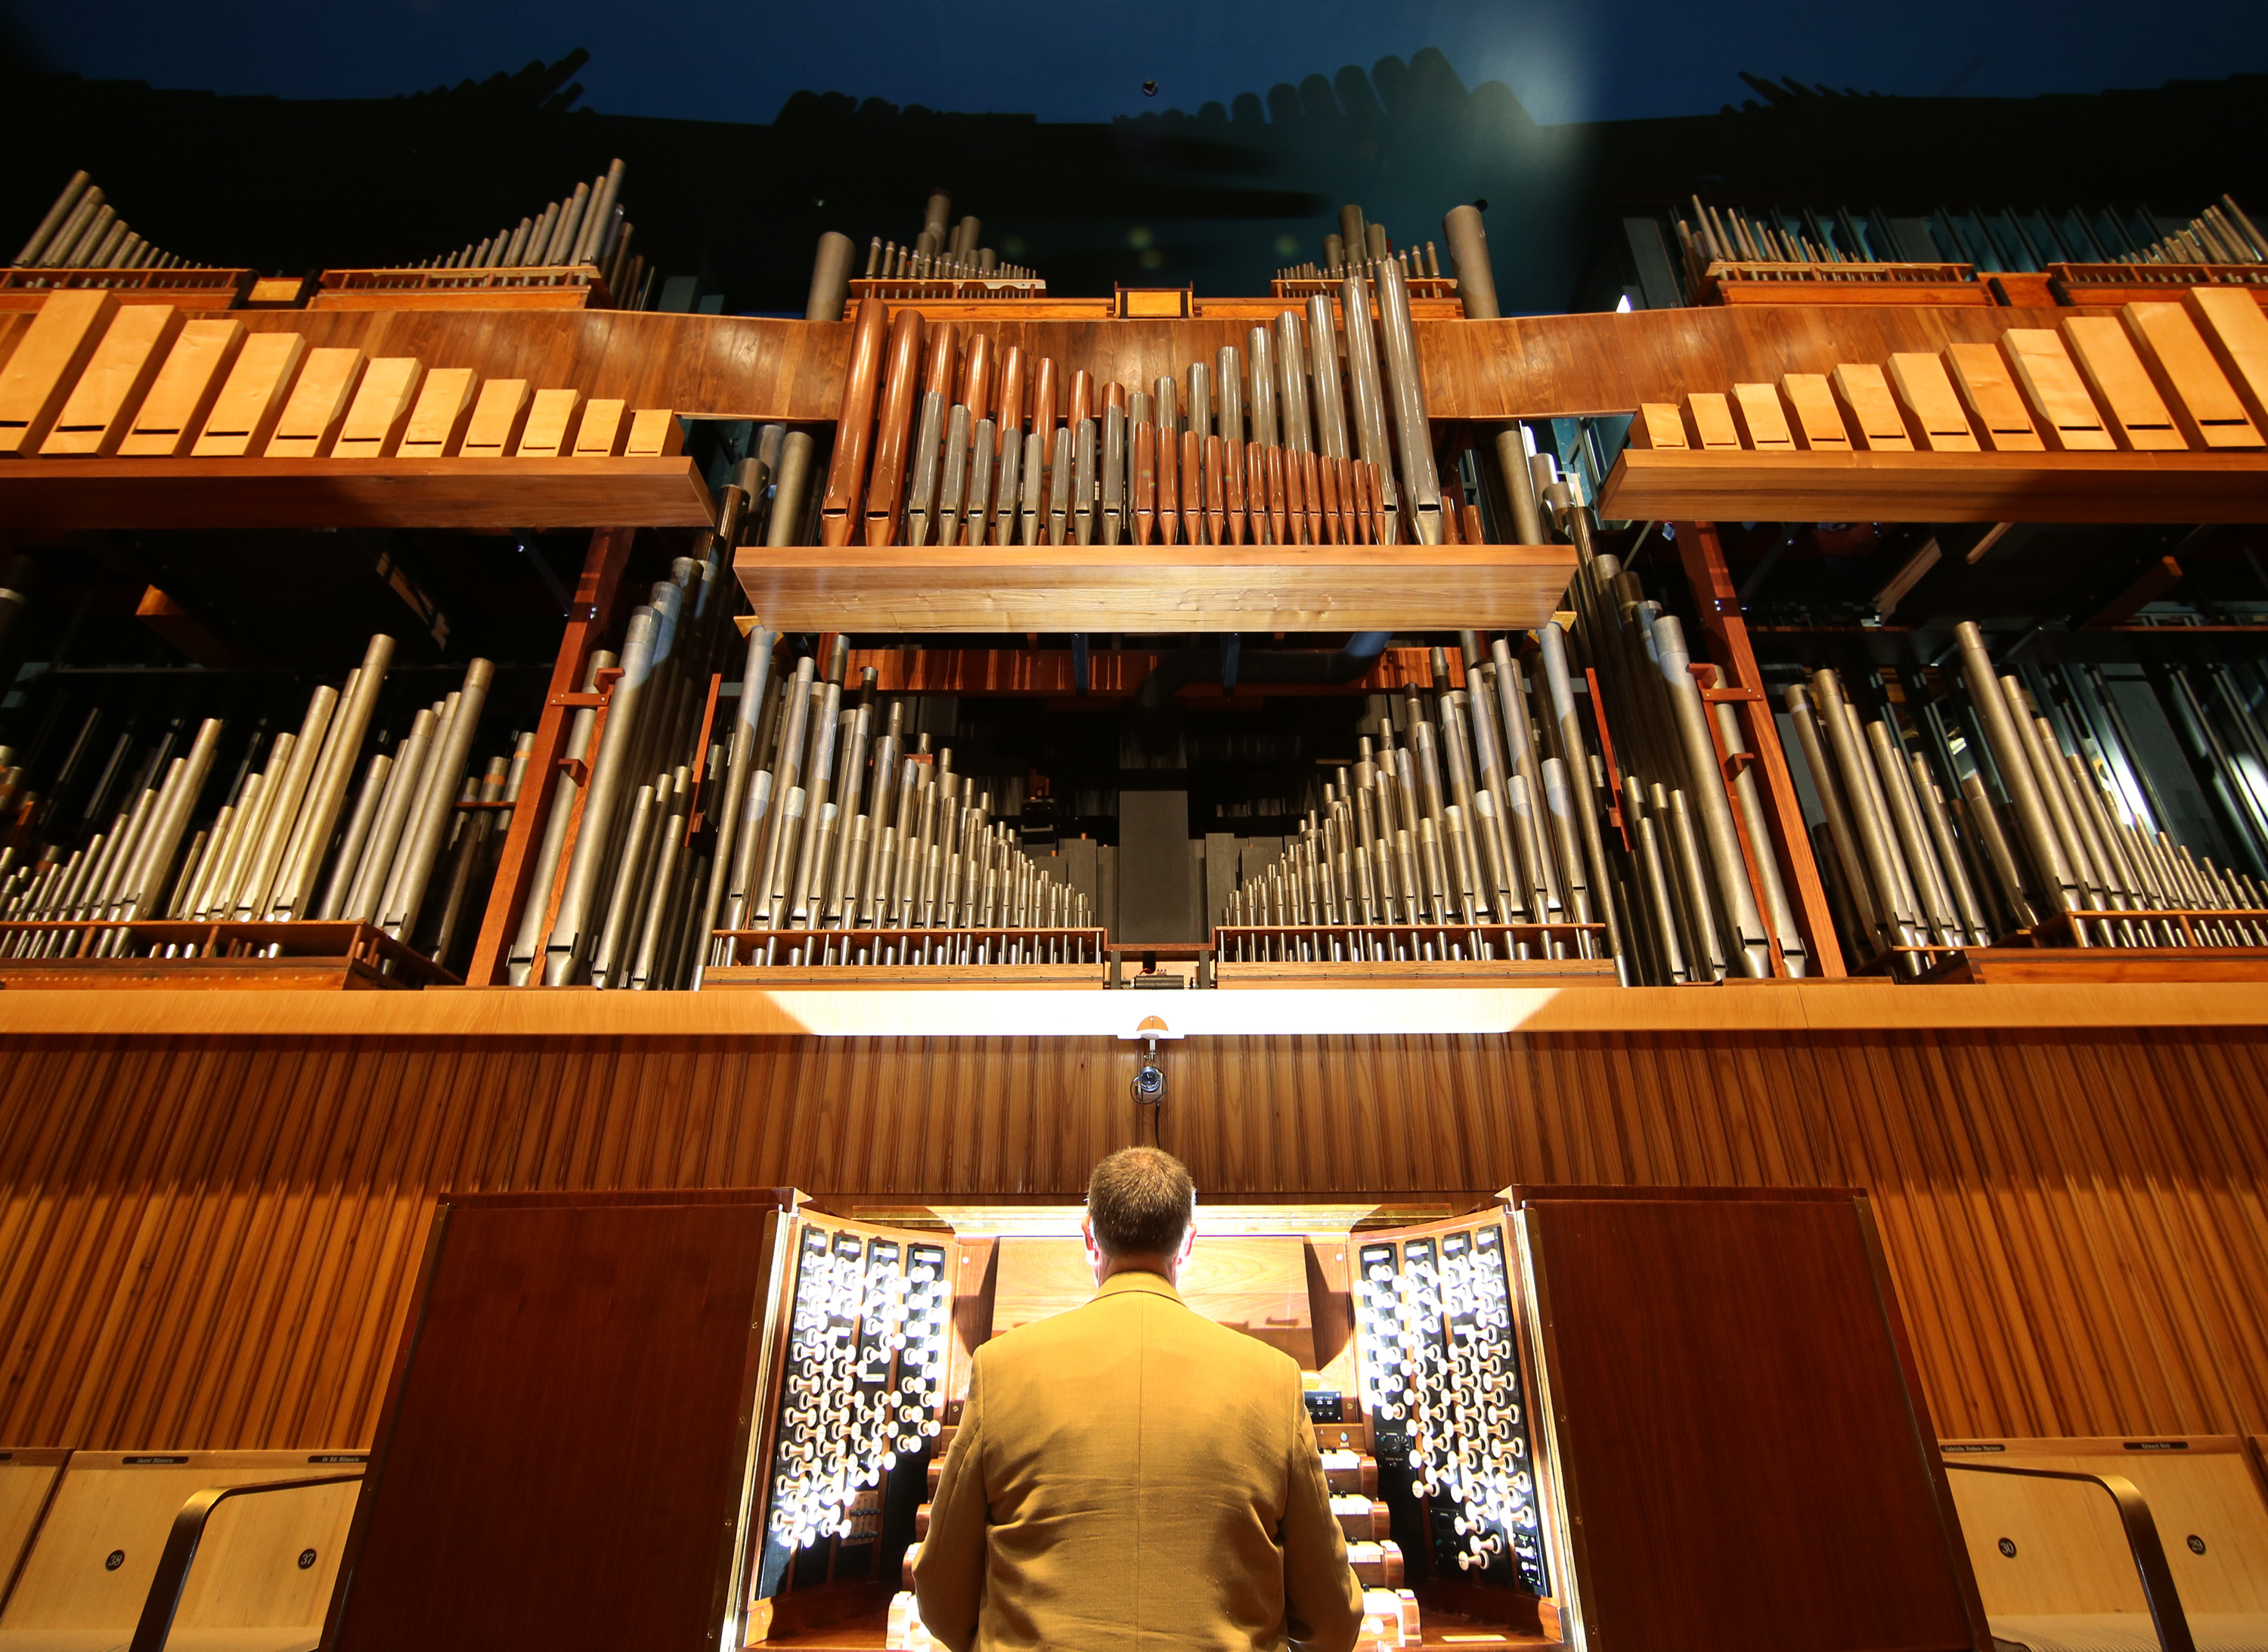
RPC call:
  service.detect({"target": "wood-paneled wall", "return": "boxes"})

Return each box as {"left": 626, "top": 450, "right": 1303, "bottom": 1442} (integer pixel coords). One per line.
{"left": 0, "top": 1027, "right": 2262, "bottom": 1451}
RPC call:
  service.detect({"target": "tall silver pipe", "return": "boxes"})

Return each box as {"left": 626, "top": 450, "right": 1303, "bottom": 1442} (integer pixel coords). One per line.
{"left": 1340, "top": 273, "right": 1396, "bottom": 525}
{"left": 1535, "top": 625, "right": 1628, "bottom": 970}
{"left": 693, "top": 628, "right": 779, "bottom": 985}
{"left": 316, "top": 754, "right": 394, "bottom": 922}
{"left": 1216, "top": 346, "right": 1244, "bottom": 445}
{"left": 1784, "top": 684, "right": 1885, "bottom": 949}
{"left": 589, "top": 780, "right": 661, "bottom": 987}
{"left": 203, "top": 736, "right": 294, "bottom": 921}
{"left": 1306, "top": 294, "right": 1350, "bottom": 460}
{"left": 766, "top": 431, "right": 820, "bottom": 548}
{"left": 1711, "top": 698, "right": 1805, "bottom": 972}
{"left": 1811, "top": 672, "right": 1922, "bottom": 956}
{"left": 500, "top": 649, "right": 615, "bottom": 978}
{"left": 1954, "top": 621, "right": 2077, "bottom": 922}
{"left": 806, "top": 231, "right": 857, "bottom": 322}
{"left": 1247, "top": 327, "right": 1279, "bottom": 449}
{"left": 1493, "top": 426, "right": 1545, "bottom": 544}
{"left": 544, "top": 608, "right": 661, "bottom": 981}
{"left": 1273, "top": 311, "right": 1314, "bottom": 454}
{"left": 1374, "top": 259, "right": 1441, "bottom": 544}
{"left": 748, "top": 656, "right": 816, "bottom": 926}
{"left": 231, "top": 687, "right": 339, "bottom": 919}
{"left": 1440, "top": 205, "right": 1501, "bottom": 319}
{"left": 274, "top": 635, "right": 396, "bottom": 919}
{"left": 378, "top": 659, "right": 494, "bottom": 941}
{"left": 14, "top": 172, "right": 91, "bottom": 265}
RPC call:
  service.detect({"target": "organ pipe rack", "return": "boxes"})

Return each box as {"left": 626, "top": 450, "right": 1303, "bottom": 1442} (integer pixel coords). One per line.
{"left": 3, "top": 217, "right": 2266, "bottom": 993}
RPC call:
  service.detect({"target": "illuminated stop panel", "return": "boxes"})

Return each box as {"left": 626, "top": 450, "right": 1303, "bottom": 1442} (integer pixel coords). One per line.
{"left": 1352, "top": 1214, "right": 1555, "bottom": 1598}
{"left": 750, "top": 1214, "right": 953, "bottom": 1619}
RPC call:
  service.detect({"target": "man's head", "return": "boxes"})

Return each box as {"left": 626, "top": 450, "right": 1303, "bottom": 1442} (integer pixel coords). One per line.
{"left": 1082, "top": 1145, "right": 1196, "bottom": 1285}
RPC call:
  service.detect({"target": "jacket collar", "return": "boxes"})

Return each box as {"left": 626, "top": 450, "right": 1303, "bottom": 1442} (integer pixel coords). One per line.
{"left": 1095, "top": 1269, "right": 1184, "bottom": 1304}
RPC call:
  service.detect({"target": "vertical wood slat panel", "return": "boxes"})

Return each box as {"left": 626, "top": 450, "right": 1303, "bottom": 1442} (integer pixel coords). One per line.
{"left": 0, "top": 1027, "right": 2261, "bottom": 1450}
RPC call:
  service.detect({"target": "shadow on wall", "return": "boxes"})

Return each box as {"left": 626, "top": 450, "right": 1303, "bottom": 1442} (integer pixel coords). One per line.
{"left": 4, "top": 35, "right": 2263, "bottom": 314}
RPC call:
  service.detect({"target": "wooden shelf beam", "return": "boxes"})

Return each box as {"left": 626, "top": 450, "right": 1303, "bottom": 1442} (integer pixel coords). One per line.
{"left": 0, "top": 456, "right": 715, "bottom": 532}
{"left": 732, "top": 544, "right": 1579, "bottom": 634}
{"left": 1599, "top": 449, "right": 2268, "bottom": 523}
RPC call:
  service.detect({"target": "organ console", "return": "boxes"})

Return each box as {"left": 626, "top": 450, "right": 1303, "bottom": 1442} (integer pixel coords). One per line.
{"left": 741, "top": 1205, "right": 1562, "bottom": 1650}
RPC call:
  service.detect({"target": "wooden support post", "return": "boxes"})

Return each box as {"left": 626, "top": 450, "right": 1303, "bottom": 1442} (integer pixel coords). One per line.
{"left": 1671, "top": 519, "right": 1846, "bottom": 977}
{"left": 464, "top": 525, "right": 640, "bottom": 986}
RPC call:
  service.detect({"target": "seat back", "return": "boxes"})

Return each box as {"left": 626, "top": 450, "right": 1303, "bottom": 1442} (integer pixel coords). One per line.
{"left": 0, "top": 1450, "right": 364, "bottom": 1636}
{"left": 0, "top": 1450, "right": 71, "bottom": 1613}
{"left": 1943, "top": 1437, "right": 2268, "bottom": 1618}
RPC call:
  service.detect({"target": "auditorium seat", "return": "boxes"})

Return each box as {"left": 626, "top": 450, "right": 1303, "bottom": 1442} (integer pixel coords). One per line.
{"left": 0, "top": 1450, "right": 363, "bottom": 1652}
{"left": 1, "top": 1453, "right": 72, "bottom": 1613}
{"left": 1942, "top": 1437, "right": 2268, "bottom": 1652}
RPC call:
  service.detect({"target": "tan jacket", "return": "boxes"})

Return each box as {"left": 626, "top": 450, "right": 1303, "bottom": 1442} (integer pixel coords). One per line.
{"left": 914, "top": 1269, "right": 1362, "bottom": 1652}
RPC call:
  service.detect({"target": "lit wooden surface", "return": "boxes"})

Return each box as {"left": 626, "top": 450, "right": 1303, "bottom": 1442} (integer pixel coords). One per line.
{"left": 0, "top": 455, "right": 715, "bottom": 530}
{"left": 0, "top": 1452, "right": 359, "bottom": 1637}
{"left": 3, "top": 1016, "right": 2266, "bottom": 1455}
{"left": 993, "top": 1235, "right": 1315, "bottom": 1363}
{"left": 0, "top": 981, "right": 2261, "bottom": 1037}
{"left": 733, "top": 543, "right": 1579, "bottom": 633}
{"left": 1942, "top": 1437, "right": 2268, "bottom": 1616}
{"left": 1599, "top": 448, "right": 2268, "bottom": 522}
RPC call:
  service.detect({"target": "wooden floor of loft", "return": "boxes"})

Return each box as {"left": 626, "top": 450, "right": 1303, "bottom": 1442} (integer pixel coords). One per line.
{"left": 1597, "top": 448, "right": 2268, "bottom": 522}
{"left": 732, "top": 544, "right": 1580, "bottom": 634}
{"left": 0, "top": 455, "right": 715, "bottom": 531}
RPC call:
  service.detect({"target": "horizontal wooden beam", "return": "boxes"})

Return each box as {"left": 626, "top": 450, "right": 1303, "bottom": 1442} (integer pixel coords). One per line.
{"left": 1597, "top": 448, "right": 2268, "bottom": 523}
{"left": 0, "top": 456, "right": 715, "bottom": 531}
{"left": 0, "top": 981, "right": 2262, "bottom": 1038}
{"left": 733, "top": 544, "right": 1578, "bottom": 634}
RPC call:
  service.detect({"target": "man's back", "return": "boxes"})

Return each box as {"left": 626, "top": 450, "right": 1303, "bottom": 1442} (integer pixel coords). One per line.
{"left": 913, "top": 1270, "right": 1362, "bottom": 1652}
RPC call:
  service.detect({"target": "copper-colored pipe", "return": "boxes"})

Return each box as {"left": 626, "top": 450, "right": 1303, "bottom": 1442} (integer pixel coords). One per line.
{"left": 820, "top": 296, "right": 890, "bottom": 546}
{"left": 1180, "top": 429, "right": 1205, "bottom": 544}
{"left": 1349, "top": 457, "right": 1371, "bottom": 544}
{"left": 1463, "top": 501, "right": 1486, "bottom": 544}
{"left": 1156, "top": 414, "right": 1181, "bottom": 545}
{"left": 1319, "top": 452, "right": 1343, "bottom": 543}
{"left": 962, "top": 332, "right": 994, "bottom": 424}
{"left": 1301, "top": 450, "right": 1325, "bottom": 545}
{"left": 1132, "top": 420, "right": 1157, "bottom": 545}
{"left": 1246, "top": 442, "right": 1269, "bottom": 544}
{"left": 996, "top": 346, "right": 1027, "bottom": 439}
{"left": 1068, "top": 368, "right": 1093, "bottom": 431}
{"left": 863, "top": 308, "right": 926, "bottom": 546}
{"left": 1203, "top": 433, "right": 1228, "bottom": 545}
{"left": 1365, "top": 461, "right": 1388, "bottom": 543}
{"left": 1297, "top": 438, "right": 1315, "bottom": 542}
{"left": 1222, "top": 432, "right": 1247, "bottom": 545}
{"left": 1266, "top": 444, "right": 1289, "bottom": 544}
{"left": 1031, "top": 355, "right": 1058, "bottom": 446}
{"left": 1436, "top": 488, "right": 1462, "bottom": 543}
